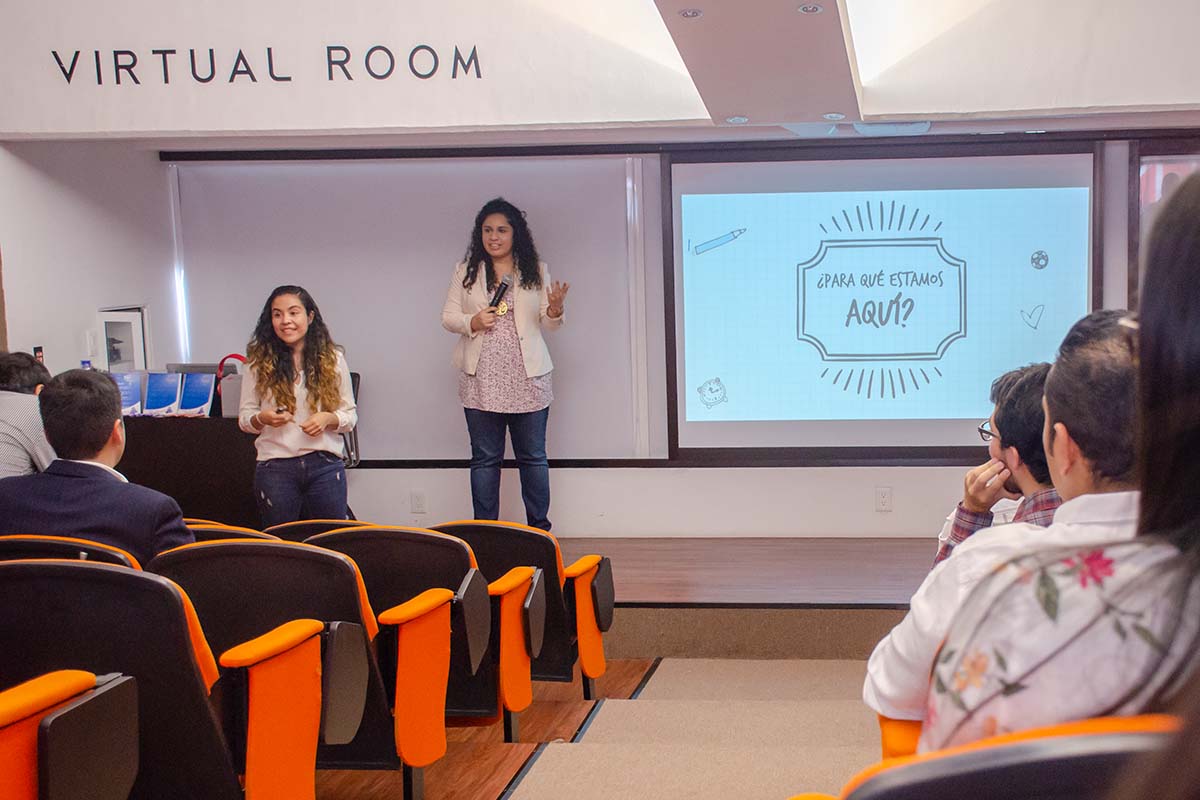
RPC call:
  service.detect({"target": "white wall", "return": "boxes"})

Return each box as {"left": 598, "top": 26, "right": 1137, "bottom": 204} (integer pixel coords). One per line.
{"left": 347, "top": 465, "right": 964, "bottom": 538}
{"left": 0, "top": 139, "right": 1137, "bottom": 540}
{"left": 0, "top": 142, "right": 181, "bottom": 374}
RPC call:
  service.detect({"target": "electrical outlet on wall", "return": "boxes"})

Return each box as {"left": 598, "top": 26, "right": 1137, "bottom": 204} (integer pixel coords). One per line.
{"left": 410, "top": 489, "right": 428, "bottom": 514}
{"left": 875, "top": 486, "right": 894, "bottom": 513}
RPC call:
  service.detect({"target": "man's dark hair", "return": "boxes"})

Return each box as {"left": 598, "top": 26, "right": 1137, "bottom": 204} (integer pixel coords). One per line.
{"left": 38, "top": 369, "right": 122, "bottom": 460}
{"left": 991, "top": 362, "right": 1052, "bottom": 485}
{"left": 0, "top": 352, "right": 51, "bottom": 394}
{"left": 1044, "top": 309, "right": 1135, "bottom": 483}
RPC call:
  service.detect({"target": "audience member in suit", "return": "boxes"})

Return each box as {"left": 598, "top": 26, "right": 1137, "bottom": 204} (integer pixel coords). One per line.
{"left": 0, "top": 351, "right": 55, "bottom": 479}
{"left": 864, "top": 310, "right": 1145, "bottom": 735}
{"left": 0, "top": 369, "right": 193, "bottom": 565}
{"left": 931, "top": 362, "right": 1060, "bottom": 565}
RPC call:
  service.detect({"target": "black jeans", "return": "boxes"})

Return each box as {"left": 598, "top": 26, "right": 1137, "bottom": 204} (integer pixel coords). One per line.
{"left": 464, "top": 406, "right": 551, "bottom": 531}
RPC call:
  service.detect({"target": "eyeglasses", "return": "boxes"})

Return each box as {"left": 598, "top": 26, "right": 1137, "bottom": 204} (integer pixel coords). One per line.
{"left": 1118, "top": 313, "right": 1139, "bottom": 362}
{"left": 978, "top": 419, "right": 999, "bottom": 443}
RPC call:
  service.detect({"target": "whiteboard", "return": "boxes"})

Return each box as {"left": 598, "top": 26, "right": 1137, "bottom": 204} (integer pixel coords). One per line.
{"left": 175, "top": 156, "right": 655, "bottom": 459}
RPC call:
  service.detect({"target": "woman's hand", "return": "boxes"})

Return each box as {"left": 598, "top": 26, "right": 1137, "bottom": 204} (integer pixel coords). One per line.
{"left": 300, "top": 411, "right": 339, "bottom": 437}
{"left": 256, "top": 407, "right": 293, "bottom": 428}
{"left": 547, "top": 281, "right": 570, "bottom": 318}
{"left": 471, "top": 306, "right": 498, "bottom": 332}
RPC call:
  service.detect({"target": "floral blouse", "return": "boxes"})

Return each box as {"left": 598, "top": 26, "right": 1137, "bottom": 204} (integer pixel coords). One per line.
{"left": 920, "top": 538, "right": 1200, "bottom": 751}
{"left": 459, "top": 287, "right": 553, "bottom": 414}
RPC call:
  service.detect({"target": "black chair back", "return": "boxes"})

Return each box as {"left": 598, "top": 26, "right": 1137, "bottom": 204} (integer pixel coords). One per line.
{"left": 0, "top": 535, "right": 140, "bottom": 568}
{"left": 432, "top": 521, "right": 576, "bottom": 682}
{"left": 846, "top": 729, "right": 1172, "bottom": 800}
{"left": 264, "top": 519, "right": 370, "bottom": 542}
{"left": 187, "top": 525, "right": 279, "bottom": 542}
{"left": 148, "top": 541, "right": 398, "bottom": 769}
{"left": 0, "top": 560, "right": 243, "bottom": 800}
{"left": 308, "top": 526, "right": 493, "bottom": 718}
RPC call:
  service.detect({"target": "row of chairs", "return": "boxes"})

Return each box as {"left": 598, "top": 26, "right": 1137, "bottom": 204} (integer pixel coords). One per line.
{"left": 184, "top": 518, "right": 615, "bottom": 702}
{"left": 0, "top": 520, "right": 615, "bottom": 800}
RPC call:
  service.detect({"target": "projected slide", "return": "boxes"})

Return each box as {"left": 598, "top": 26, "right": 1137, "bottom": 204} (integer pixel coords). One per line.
{"left": 680, "top": 187, "right": 1089, "bottom": 423}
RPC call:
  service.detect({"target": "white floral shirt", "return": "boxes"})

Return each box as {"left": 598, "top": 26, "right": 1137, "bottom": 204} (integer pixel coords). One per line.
{"left": 920, "top": 536, "right": 1200, "bottom": 751}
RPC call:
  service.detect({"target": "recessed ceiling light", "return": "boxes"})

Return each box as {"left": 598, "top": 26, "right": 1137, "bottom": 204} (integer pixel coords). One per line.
{"left": 679, "top": 8, "right": 703, "bottom": 18}
{"left": 798, "top": 4, "right": 824, "bottom": 14}
{"left": 822, "top": 112, "right": 846, "bottom": 121}
{"left": 725, "top": 116, "right": 750, "bottom": 124}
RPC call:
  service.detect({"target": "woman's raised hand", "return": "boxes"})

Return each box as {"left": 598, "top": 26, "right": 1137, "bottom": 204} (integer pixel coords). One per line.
{"left": 547, "top": 281, "right": 570, "bottom": 318}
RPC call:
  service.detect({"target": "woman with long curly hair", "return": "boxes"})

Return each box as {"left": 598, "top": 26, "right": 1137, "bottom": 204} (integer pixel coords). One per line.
{"left": 441, "top": 197, "right": 569, "bottom": 531}
{"left": 238, "top": 285, "right": 357, "bottom": 527}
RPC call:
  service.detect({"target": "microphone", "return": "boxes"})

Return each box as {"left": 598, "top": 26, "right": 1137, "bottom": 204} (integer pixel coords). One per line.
{"left": 489, "top": 274, "right": 513, "bottom": 307}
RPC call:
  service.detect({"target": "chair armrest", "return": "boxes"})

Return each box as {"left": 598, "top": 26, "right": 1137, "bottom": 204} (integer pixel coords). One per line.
{"left": 378, "top": 588, "right": 456, "bottom": 626}
{"left": 219, "top": 620, "right": 324, "bottom": 800}
{"left": 564, "top": 556, "right": 614, "bottom": 680}
{"left": 377, "top": 588, "right": 454, "bottom": 768}
{"left": 564, "top": 554, "right": 602, "bottom": 579}
{"left": 0, "top": 670, "right": 96, "bottom": 727}
{"left": 219, "top": 619, "right": 324, "bottom": 668}
{"left": 488, "top": 566, "right": 535, "bottom": 596}
{"left": 485, "top": 567, "right": 537, "bottom": 714}
{"left": 878, "top": 714, "right": 922, "bottom": 760}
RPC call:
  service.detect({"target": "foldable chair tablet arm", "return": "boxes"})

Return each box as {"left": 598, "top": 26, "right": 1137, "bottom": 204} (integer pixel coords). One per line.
{"left": 562, "top": 555, "right": 614, "bottom": 691}
{"left": 217, "top": 618, "right": 325, "bottom": 800}
{"left": 454, "top": 567, "right": 491, "bottom": 675}
{"left": 376, "top": 588, "right": 456, "bottom": 770}
{"left": 0, "top": 670, "right": 138, "bottom": 800}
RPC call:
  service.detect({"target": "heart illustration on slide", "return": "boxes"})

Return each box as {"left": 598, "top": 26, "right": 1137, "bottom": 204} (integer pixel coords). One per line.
{"left": 1021, "top": 304, "right": 1045, "bottom": 329}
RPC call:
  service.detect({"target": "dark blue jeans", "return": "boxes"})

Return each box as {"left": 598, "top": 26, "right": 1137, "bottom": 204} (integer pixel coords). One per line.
{"left": 254, "top": 450, "right": 348, "bottom": 529}
{"left": 464, "top": 406, "right": 551, "bottom": 531}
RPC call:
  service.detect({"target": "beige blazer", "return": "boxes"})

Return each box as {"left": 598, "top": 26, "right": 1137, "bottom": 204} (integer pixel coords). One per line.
{"left": 441, "top": 261, "right": 564, "bottom": 377}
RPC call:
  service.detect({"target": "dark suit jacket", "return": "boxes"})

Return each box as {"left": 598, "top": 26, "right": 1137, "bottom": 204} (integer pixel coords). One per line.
{"left": 0, "top": 459, "right": 194, "bottom": 566}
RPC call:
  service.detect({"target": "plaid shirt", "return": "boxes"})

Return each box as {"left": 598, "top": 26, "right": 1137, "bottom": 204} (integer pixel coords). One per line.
{"left": 933, "top": 486, "right": 1062, "bottom": 566}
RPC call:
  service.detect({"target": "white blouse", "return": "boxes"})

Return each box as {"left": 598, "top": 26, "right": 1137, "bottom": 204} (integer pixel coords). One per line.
{"left": 238, "top": 350, "right": 357, "bottom": 461}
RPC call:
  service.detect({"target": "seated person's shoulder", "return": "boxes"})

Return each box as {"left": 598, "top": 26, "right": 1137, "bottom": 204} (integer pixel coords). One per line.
{"left": 939, "top": 521, "right": 1048, "bottom": 580}
{"left": 116, "top": 479, "right": 181, "bottom": 510}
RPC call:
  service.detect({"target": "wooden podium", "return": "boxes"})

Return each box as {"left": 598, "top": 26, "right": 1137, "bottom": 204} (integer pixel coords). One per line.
{"left": 119, "top": 416, "right": 260, "bottom": 529}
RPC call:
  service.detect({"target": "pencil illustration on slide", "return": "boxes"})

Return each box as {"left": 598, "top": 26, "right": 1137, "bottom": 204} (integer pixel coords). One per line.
{"left": 693, "top": 228, "right": 746, "bottom": 255}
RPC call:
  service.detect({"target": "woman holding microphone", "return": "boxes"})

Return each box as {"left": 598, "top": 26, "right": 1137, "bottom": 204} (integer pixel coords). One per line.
{"left": 442, "top": 198, "right": 569, "bottom": 531}
{"left": 240, "top": 285, "right": 357, "bottom": 527}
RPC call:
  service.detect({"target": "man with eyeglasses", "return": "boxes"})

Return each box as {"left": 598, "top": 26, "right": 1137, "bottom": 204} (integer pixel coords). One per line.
{"left": 932, "top": 363, "right": 1061, "bottom": 565}
{"left": 864, "top": 309, "right": 1138, "bottom": 726}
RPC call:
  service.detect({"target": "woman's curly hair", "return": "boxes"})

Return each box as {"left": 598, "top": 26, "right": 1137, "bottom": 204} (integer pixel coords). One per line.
{"left": 461, "top": 197, "right": 542, "bottom": 292}
{"left": 246, "top": 285, "right": 342, "bottom": 414}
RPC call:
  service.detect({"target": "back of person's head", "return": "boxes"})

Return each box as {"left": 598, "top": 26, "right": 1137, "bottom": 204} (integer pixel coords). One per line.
{"left": 991, "top": 362, "right": 1052, "bottom": 485}
{"left": 38, "top": 369, "right": 121, "bottom": 460}
{"left": 1044, "top": 309, "right": 1135, "bottom": 484}
{"left": 1138, "top": 172, "right": 1200, "bottom": 544}
{"left": 0, "top": 352, "right": 51, "bottom": 394}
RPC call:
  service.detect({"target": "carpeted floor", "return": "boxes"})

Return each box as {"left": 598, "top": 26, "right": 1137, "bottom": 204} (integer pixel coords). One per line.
{"left": 508, "top": 658, "right": 880, "bottom": 799}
